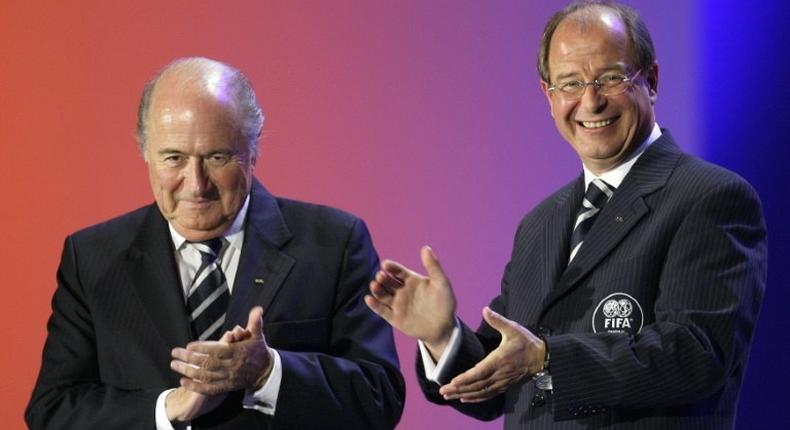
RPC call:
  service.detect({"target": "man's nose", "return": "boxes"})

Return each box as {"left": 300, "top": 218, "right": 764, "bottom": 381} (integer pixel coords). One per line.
{"left": 183, "top": 157, "right": 209, "bottom": 195}
{"left": 579, "top": 83, "right": 607, "bottom": 113}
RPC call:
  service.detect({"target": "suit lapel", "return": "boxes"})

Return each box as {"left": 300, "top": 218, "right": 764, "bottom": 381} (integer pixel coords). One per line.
{"left": 539, "top": 178, "right": 583, "bottom": 306}
{"left": 539, "top": 131, "right": 682, "bottom": 315}
{"left": 224, "top": 180, "right": 295, "bottom": 330}
{"left": 127, "top": 206, "right": 192, "bottom": 348}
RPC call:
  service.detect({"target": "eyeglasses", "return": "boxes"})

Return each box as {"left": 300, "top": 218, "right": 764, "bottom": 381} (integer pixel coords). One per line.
{"left": 548, "top": 70, "right": 642, "bottom": 101}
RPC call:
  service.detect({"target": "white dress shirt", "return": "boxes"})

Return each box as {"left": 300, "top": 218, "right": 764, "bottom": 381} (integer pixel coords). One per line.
{"left": 420, "top": 124, "right": 663, "bottom": 383}
{"left": 154, "top": 195, "right": 284, "bottom": 429}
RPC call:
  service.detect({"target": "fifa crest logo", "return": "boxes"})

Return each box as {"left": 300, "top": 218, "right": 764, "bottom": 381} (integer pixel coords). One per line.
{"left": 592, "top": 293, "right": 644, "bottom": 335}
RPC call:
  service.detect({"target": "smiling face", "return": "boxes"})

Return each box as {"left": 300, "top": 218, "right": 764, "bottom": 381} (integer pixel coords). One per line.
{"left": 143, "top": 68, "right": 256, "bottom": 241}
{"left": 541, "top": 9, "right": 658, "bottom": 174}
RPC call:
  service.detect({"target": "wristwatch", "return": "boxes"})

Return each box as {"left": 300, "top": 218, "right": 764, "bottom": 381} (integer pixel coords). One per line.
{"left": 533, "top": 336, "right": 552, "bottom": 391}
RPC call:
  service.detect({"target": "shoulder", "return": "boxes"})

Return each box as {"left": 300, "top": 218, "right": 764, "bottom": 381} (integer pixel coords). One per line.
{"left": 663, "top": 153, "right": 762, "bottom": 211}
{"left": 70, "top": 204, "right": 158, "bottom": 245}
{"left": 66, "top": 204, "right": 158, "bottom": 255}
{"left": 274, "top": 197, "right": 371, "bottom": 242}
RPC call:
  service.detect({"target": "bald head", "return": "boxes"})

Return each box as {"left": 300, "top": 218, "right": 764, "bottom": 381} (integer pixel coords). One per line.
{"left": 136, "top": 57, "right": 263, "bottom": 157}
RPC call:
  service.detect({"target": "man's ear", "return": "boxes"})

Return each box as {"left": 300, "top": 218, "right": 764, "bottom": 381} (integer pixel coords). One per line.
{"left": 540, "top": 81, "right": 555, "bottom": 119}
{"left": 646, "top": 62, "right": 659, "bottom": 105}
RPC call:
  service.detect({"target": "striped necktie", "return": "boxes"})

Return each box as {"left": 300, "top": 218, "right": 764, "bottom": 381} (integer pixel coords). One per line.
{"left": 187, "top": 238, "right": 230, "bottom": 341}
{"left": 568, "top": 179, "right": 615, "bottom": 262}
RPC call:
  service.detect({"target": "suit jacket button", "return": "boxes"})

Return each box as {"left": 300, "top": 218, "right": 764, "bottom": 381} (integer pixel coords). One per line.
{"left": 530, "top": 393, "right": 545, "bottom": 407}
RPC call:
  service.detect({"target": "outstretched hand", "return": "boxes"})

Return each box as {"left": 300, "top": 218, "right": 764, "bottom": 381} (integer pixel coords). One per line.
{"left": 365, "top": 246, "right": 457, "bottom": 358}
{"left": 439, "top": 307, "right": 545, "bottom": 403}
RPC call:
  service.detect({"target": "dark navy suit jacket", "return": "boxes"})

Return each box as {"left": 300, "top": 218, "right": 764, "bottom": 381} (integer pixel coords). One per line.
{"left": 418, "top": 130, "right": 767, "bottom": 429}
{"left": 27, "top": 180, "right": 405, "bottom": 429}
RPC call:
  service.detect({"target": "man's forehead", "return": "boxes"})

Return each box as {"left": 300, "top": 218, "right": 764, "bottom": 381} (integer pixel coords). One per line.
{"left": 148, "top": 76, "right": 240, "bottom": 124}
{"left": 561, "top": 6, "right": 626, "bottom": 34}
{"left": 547, "top": 10, "right": 631, "bottom": 76}
{"left": 554, "top": 8, "right": 628, "bottom": 45}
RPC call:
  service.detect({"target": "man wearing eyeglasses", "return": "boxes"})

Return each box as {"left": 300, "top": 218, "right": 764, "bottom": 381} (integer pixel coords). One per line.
{"left": 366, "top": 1, "right": 766, "bottom": 428}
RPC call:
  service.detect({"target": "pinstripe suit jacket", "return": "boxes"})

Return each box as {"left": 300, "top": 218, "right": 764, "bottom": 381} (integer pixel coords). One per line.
{"left": 26, "top": 180, "right": 405, "bottom": 429}
{"left": 418, "top": 130, "right": 767, "bottom": 429}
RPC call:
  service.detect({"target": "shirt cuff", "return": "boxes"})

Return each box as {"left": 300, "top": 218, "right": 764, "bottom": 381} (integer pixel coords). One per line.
{"left": 155, "top": 389, "right": 180, "bottom": 430}
{"left": 418, "top": 318, "right": 461, "bottom": 383}
{"left": 242, "top": 348, "right": 282, "bottom": 415}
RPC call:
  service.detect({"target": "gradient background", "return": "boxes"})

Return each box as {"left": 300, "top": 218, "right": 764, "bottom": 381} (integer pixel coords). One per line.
{"left": 2, "top": 1, "right": 788, "bottom": 428}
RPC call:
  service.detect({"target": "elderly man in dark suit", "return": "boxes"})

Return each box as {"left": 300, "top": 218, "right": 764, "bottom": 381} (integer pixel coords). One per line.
{"left": 26, "top": 57, "right": 404, "bottom": 429}
{"left": 366, "top": 1, "right": 766, "bottom": 429}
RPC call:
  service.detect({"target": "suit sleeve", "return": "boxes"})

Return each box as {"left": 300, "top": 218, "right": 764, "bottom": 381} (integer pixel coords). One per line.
{"left": 272, "top": 218, "right": 405, "bottom": 429}
{"left": 547, "top": 179, "right": 767, "bottom": 418}
{"left": 25, "top": 237, "right": 161, "bottom": 430}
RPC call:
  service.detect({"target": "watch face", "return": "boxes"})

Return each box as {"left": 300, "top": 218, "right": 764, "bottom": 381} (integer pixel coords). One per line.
{"left": 534, "top": 372, "right": 553, "bottom": 391}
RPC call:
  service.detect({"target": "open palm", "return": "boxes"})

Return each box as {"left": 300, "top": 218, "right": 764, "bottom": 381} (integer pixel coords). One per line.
{"left": 365, "top": 246, "right": 457, "bottom": 353}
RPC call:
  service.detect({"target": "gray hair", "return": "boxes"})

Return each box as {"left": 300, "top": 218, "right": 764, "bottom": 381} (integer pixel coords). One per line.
{"left": 135, "top": 57, "right": 264, "bottom": 157}
{"left": 537, "top": 1, "right": 656, "bottom": 83}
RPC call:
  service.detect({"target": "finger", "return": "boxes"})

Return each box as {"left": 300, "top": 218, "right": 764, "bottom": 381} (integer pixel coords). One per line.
{"left": 170, "top": 359, "right": 225, "bottom": 382}
{"left": 370, "top": 275, "right": 393, "bottom": 297}
{"left": 481, "top": 306, "right": 517, "bottom": 336}
{"left": 172, "top": 347, "right": 204, "bottom": 362}
{"left": 440, "top": 378, "right": 495, "bottom": 400}
{"left": 380, "top": 269, "right": 404, "bottom": 287}
{"left": 440, "top": 377, "right": 493, "bottom": 399}
{"left": 231, "top": 325, "right": 246, "bottom": 338}
{"left": 458, "top": 390, "right": 500, "bottom": 403}
{"left": 224, "top": 326, "right": 250, "bottom": 342}
{"left": 364, "top": 294, "right": 392, "bottom": 321}
{"left": 246, "top": 306, "right": 264, "bottom": 338}
{"left": 455, "top": 378, "right": 512, "bottom": 403}
{"left": 446, "top": 356, "right": 498, "bottom": 388}
{"left": 219, "top": 331, "right": 234, "bottom": 342}
{"left": 379, "top": 259, "right": 412, "bottom": 282}
{"left": 373, "top": 271, "right": 400, "bottom": 294}
{"left": 183, "top": 341, "right": 234, "bottom": 359}
{"left": 420, "top": 246, "right": 448, "bottom": 282}
{"left": 173, "top": 347, "right": 229, "bottom": 370}
{"left": 369, "top": 280, "right": 396, "bottom": 302}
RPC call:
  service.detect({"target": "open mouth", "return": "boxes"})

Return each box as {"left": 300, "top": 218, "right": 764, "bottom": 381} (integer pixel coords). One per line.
{"left": 578, "top": 117, "right": 617, "bottom": 129}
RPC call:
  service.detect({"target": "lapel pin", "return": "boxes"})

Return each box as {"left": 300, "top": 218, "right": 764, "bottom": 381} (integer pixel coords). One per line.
{"left": 254, "top": 278, "right": 265, "bottom": 285}
{"left": 615, "top": 216, "right": 624, "bottom": 223}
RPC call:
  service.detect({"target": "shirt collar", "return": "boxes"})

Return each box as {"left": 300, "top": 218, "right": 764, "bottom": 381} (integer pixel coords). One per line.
{"left": 583, "top": 123, "right": 662, "bottom": 189}
{"left": 169, "top": 194, "right": 250, "bottom": 253}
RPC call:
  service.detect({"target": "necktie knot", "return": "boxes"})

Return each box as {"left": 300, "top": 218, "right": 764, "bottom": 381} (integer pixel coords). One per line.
{"left": 583, "top": 179, "right": 615, "bottom": 210}
{"left": 190, "top": 238, "right": 227, "bottom": 264}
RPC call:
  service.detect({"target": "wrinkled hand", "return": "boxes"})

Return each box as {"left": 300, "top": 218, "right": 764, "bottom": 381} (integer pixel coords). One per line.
{"left": 439, "top": 307, "right": 545, "bottom": 403}
{"left": 171, "top": 306, "right": 274, "bottom": 396}
{"left": 365, "top": 246, "right": 457, "bottom": 358}
{"left": 164, "top": 326, "right": 252, "bottom": 422}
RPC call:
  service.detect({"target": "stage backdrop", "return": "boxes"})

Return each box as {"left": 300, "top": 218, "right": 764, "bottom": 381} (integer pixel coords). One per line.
{"left": 2, "top": 1, "right": 787, "bottom": 428}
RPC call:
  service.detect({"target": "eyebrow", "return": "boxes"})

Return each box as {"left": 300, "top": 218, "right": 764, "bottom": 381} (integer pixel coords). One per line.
{"left": 553, "top": 66, "right": 628, "bottom": 82}
{"left": 156, "top": 149, "right": 185, "bottom": 156}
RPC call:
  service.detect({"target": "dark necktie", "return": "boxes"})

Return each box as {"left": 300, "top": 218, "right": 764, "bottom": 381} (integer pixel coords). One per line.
{"left": 569, "top": 178, "right": 615, "bottom": 262}
{"left": 187, "top": 238, "right": 230, "bottom": 341}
